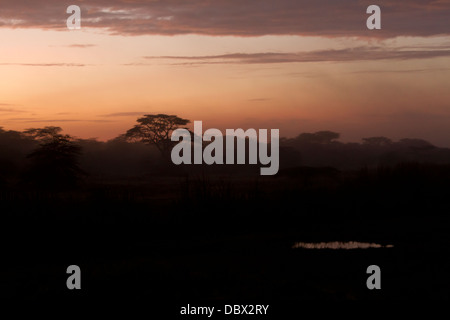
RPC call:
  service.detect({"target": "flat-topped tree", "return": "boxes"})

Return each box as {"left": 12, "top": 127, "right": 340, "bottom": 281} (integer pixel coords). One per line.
{"left": 125, "top": 114, "right": 190, "bottom": 160}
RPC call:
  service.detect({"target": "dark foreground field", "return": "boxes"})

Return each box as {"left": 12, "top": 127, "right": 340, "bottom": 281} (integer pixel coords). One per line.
{"left": 1, "top": 163, "right": 450, "bottom": 305}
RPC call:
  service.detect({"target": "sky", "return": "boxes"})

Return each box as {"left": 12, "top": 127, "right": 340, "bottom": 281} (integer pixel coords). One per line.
{"left": 0, "top": 0, "right": 450, "bottom": 145}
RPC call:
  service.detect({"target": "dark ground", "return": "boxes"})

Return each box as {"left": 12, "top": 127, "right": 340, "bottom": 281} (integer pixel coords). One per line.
{"left": 1, "top": 163, "right": 450, "bottom": 309}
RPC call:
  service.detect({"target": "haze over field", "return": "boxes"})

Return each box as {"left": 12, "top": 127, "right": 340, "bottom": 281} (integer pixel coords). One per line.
{"left": 1, "top": 0, "right": 449, "bottom": 145}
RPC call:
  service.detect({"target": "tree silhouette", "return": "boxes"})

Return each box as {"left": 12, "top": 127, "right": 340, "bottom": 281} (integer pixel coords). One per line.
{"left": 295, "top": 131, "right": 340, "bottom": 144}
{"left": 125, "top": 114, "right": 190, "bottom": 159}
{"left": 362, "top": 137, "right": 392, "bottom": 146}
{"left": 23, "top": 126, "right": 83, "bottom": 188}
{"left": 399, "top": 138, "right": 435, "bottom": 150}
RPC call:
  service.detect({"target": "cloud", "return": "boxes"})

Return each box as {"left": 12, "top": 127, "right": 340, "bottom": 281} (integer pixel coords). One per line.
{"left": 48, "top": 44, "right": 96, "bottom": 48}
{"left": 0, "top": 108, "right": 19, "bottom": 112}
{"left": 0, "top": 1, "right": 448, "bottom": 38}
{"left": 0, "top": 106, "right": 24, "bottom": 113}
{"left": 121, "top": 62, "right": 153, "bottom": 66}
{"left": 347, "top": 67, "right": 450, "bottom": 74}
{"left": 6, "top": 118, "right": 114, "bottom": 123}
{"left": 143, "top": 46, "right": 450, "bottom": 64}
{"left": 101, "top": 112, "right": 147, "bottom": 117}
{"left": 381, "top": 111, "right": 450, "bottom": 122}
{"left": 66, "top": 44, "right": 97, "bottom": 48}
{"left": 0, "top": 63, "right": 87, "bottom": 67}
{"left": 248, "top": 98, "right": 271, "bottom": 102}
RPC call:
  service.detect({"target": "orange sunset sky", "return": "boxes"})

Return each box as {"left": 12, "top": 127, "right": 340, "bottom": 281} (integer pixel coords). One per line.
{"left": 1, "top": 1, "right": 450, "bottom": 145}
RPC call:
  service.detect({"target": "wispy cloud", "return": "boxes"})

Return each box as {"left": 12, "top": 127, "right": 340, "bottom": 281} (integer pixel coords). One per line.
{"left": 0, "top": 63, "right": 87, "bottom": 67}
{"left": 347, "top": 67, "right": 450, "bottom": 74}
{"left": 248, "top": 98, "right": 271, "bottom": 102}
{"left": 0, "top": 1, "right": 449, "bottom": 38}
{"left": 101, "top": 112, "right": 147, "bottom": 117}
{"left": 6, "top": 118, "right": 114, "bottom": 123}
{"left": 0, "top": 108, "right": 19, "bottom": 112}
{"left": 66, "top": 44, "right": 97, "bottom": 48}
{"left": 0, "top": 106, "right": 25, "bottom": 113}
{"left": 143, "top": 46, "right": 450, "bottom": 65}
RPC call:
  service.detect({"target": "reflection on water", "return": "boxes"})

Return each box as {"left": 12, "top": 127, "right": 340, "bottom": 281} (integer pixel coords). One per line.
{"left": 292, "top": 241, "right": 394, "bottom": 250}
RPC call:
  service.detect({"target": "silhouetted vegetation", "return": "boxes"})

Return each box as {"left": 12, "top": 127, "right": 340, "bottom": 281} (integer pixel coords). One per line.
{"left": 22, "top": 127, "right": 84, "bottom": 189}
{"left": 3, "top": 123, "right": 450, "bottom": 184}
{"left": 1, "top": 118, "right": 450, "bottom": 302}
{"left": 125, "top": 114, "right": 190, "bottom": 161}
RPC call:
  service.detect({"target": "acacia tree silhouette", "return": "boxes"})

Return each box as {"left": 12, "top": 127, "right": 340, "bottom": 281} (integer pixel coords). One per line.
{"left": 23, "top": 126, "right": 83, "bottom": 188}
{"left": 125, "top": 114, "right": 190, "bottom": 160}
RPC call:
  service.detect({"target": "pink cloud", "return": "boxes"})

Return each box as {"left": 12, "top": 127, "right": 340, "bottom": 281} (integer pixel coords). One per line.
{"left": 0, "top": 0, "right": 448, "bottom": 38}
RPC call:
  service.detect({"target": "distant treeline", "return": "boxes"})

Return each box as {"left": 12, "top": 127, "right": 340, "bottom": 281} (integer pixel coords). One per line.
{"left": 1, "top": 126, "right": 450, "bottom": 185}
{"left": 280, "top": 131, "right": 450, "bottom": 169}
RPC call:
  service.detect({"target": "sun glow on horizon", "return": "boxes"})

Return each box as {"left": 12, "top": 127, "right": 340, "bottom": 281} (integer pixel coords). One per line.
{"left": 1, "top": 26, "right": 450, "bottom": 145}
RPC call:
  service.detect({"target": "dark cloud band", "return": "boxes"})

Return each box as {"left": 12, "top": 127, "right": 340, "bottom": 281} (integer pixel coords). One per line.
{"left": 143, "top": 46, "right": 450, "bottom": 64}
{"left": 0, "top": 0, "right": 449, "bottom": 38}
